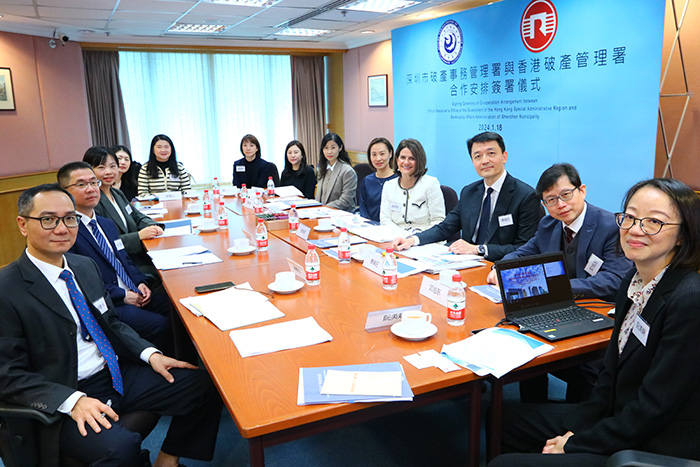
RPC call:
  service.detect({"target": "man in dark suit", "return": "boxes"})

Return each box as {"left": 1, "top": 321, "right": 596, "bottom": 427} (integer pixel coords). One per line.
{"left": 58, "top": 162, "right": 171, "bottom": 351}
{"left": 0, "top": 184, "right": 221, "bottom": 466}
{"left": 487, "top": 163, "right": 633, "bottom": 403}
{"left": 393, "top": 131, "right": 542, "bottom": 261}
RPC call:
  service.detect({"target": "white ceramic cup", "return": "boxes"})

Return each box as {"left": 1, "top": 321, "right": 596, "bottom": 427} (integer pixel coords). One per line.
{"left": 401, "top": 310, "right": 432, "bottom": 335}
{"left": 186, "top": 202, "right": 201, "bottom": 213}
{"left": 234, "top": 238, "right": 249, "bottom": 251}
{"left": 317, "top": 218, "right": 333, "bottom": 230}
{"left": 275, "top": 271, "right": 296, "bottom": 290}
{"left": 439, "top": 269, "right": 459, "bottom": 286}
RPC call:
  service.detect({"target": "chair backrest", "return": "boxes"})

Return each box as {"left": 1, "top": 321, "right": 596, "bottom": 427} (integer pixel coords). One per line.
{"left": 353, "top": 163, "right": 374, "bottom": 204}
{"left": 440, "top": 185, "right": 460, "bottom": 243}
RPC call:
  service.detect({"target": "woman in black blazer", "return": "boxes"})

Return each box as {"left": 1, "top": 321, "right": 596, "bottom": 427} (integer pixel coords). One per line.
{"left": 280, "top": 140, "right": 316, "bottom": 199}
{"left": 111, "top": 144, "right": 141, "bottom": 201}
{"left": 489, "top": 178, "right": 700, "bottom": 467}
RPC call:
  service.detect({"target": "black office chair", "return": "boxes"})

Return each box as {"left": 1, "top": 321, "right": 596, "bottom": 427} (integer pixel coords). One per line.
{"left": 440, "top": 185, "right": 459, "bottom": 242}
{"left": 607, "top": 450, "right": 700, "bottom": 467}
{"left": 353, "top": 162, "right": 374, "bottom": 205}
{"left": 0, "top": 400, "right": 159, "bottom": 467}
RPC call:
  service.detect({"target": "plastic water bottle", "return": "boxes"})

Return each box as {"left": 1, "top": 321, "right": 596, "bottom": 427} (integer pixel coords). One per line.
{"left": 382, "top": 248, "right": 398, "bottom": 290}
{"left": 212, "top": 177, "right": 220, "bottom": 204}
{"left": 446, "top": 273, "right": 466, "bottom": 326}
{"left": 202, "top": 189, "right": 212, "bottom": 219}
{"left": 337, "top": 227, "right": 351, "bottom": 264}
{"left": 217, "top": 200, "right": 228, "bottom": 230}
{"left": 256, "top": 218, "right": 268, "bottom": 252}
{"left": 288, "top": 204, "right": 299, "bottom": 233}
{"left": 305, "top": 244, "right": 320, "bottom": 285}
{"left": 267, "top": 176, "right": 275, "bottom": 196}
{"left": 254, "top": 191, "right": 264, "bottom": 214}
{"left": 240, "top": 184, "right": 248, "bottom": 203}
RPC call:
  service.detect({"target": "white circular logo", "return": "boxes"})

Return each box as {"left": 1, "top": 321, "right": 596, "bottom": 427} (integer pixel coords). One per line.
{"left": 437, "top": 20, "right": 463, "bottom": 65}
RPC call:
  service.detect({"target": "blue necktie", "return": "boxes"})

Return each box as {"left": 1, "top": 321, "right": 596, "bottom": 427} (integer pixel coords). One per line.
{"left": 476, "top": 187, "right": 493, "bottom": 245}
{"left": 88, "top": 219, "right": 138, "bottom": 292}
{"left": 59, "top": 270, "right": 124, "bottom": 395}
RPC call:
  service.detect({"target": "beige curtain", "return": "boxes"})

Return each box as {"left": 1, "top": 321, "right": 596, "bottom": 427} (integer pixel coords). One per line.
{"left": 291, "top": 55, "right": 325, "bottom": 168}
{"left": 83, "top": 50, "right": 131, "bottom": 148}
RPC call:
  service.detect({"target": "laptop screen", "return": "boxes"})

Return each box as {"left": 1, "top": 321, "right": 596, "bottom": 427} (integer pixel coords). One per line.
{"left": 496, "top": 252, "right": 574, "bottom": 315}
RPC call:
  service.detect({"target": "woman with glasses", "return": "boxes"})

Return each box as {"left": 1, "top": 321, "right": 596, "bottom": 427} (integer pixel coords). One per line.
{"left": 137, "top": 134, "right": 192, "bottom": 196}
{"left": 110, "top": 144, "right": 141, "bottom": 201}
{"left": 489, "top": 178, "right": 700, "bottom": 467}
{"left": 84, "top": 146, "right": 163, "bottom": 266}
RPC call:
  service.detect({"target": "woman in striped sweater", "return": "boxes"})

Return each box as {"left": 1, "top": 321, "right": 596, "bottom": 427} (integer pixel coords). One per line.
{"left": 137, "top": 134, "right": 192, "bottom": 196}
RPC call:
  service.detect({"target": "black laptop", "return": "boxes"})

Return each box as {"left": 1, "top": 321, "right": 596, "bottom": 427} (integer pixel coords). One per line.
{"left": 494, "top": 252, "right": 614, "bottom": 341}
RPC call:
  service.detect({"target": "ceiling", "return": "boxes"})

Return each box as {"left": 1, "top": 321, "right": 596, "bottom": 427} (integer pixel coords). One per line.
{"left": 0, "top": 0, "right": 495, "bottom": 50}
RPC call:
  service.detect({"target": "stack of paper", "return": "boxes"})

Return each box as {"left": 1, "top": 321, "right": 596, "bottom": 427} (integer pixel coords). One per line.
{"left": 147, "top": 245, "right": 222, "bottom": 270}
{"left": 308, "top": 235, "right": 367, "bottom": 249}
{"left": 298, "top": 362, "right": 414, "bottom": 405}
{"left": 139, "top": 202, "right": 168, "bottom": 219}
{"left": 159, "top": 218, "right": 193, "bottom": 237}
{"left": 229, "top": 316, "right": 333, "bottom": 358}
{"left": 347, "top": 223, "right": 409, "bottom": 243}
{"left": 469, "top": 284, "right": 503, "bottom": 303}
{"left": 297, "top": 207, "right": 346, "bottom": 219}
{"left": 397, "top": 243, "right": 484, "bottom": 273}
{"left": 441, "top": 327, "right": 553, "bottom": 378}
{"left": 179, "top": 283, "right": 284, "bottom": 331}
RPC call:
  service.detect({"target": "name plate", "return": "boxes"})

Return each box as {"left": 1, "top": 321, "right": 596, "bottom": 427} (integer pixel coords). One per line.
{"left": 297, "top": 223, "right": 311, "bottom": 241}
{"left": 364, "top": 305, "right": 422, "bottom": 333}
{"left": 158, "top": 191, "right": 183, "bottom": 201}
{"left": 419, "top": 276, "right": 450, "bottom": 307}
{"left": 287, "top": 258, "right": 306, "bottom": 281}
{"left": 362, "top": 251, "right": 384, "bottom": 276}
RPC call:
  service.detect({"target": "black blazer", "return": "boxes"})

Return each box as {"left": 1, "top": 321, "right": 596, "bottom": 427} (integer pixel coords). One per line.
{"left": 0, "top": 253, "right": 151, "bottom": 465}
{"left": 232, "top": 157, "right": 280, "bottom": 189}
{"left": 416, "top": 173, "right": 542, "bottom": 260}
{"left": 94, "top": 187, "right": 156, "bottom": 256}
{"left": 563, "top": 268, "right": 700, "bottom": 460}
{"left": 280, "top": 165, "right": 317, "bottom": 199}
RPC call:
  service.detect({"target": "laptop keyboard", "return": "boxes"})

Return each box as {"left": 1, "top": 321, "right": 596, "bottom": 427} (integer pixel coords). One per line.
{"left": 515, "top": 306, "right": 600, "bottom": 330}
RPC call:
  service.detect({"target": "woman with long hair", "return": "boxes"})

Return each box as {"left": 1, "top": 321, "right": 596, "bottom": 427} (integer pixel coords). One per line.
{"left": 110, "top": 144, "right": 140, "bottom": 201}
{"left": 137, "top": 134, "right": 192, "bottom": 196}
{"left": 315, "top": 133, "right": 357, "bottom": 212}
{"left": 280, "top": 140, "right": 316, "bottom": 199}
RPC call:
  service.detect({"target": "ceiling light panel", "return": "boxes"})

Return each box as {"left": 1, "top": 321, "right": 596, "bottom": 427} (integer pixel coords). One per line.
{"left": 167, "top": 23, "right": 230, "bottom": 33}
{"left": 339, "top": 0, "right": 419, "bottom": 13}
{"left": 204, "top": 0, "right": 283, "bottom": 7}
{"left": 275, "top": 27, "right": 330, "bottom": 36}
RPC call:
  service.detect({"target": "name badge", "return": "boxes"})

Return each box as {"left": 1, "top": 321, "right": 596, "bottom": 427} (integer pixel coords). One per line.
{"left": 169, "top": 174, "right": 179, "bottom": 181}
{"left": 584, "top": 253, "right": 603, "bottom": 276}
{"left": 362, "top": 251, "right": 384, "bottom": 275}
{"left": 419, "top": 276, "right": 450, "bottom": 307}
{"left": 114, "top": 239, "right": 125, "bottom": 251}
{"left": 125, "top": 204, "right": 133, "bottom": 215}
{"left": 632, "top": 314, "right": 650, "bottom": 346}
{"left": 390, "top": 202, "right": 402, "bottom": 213}
{"left": 92, "top": 297, "right": 108, "bottom": 314}
{"left": 158, "top": 191, "right": 183, "bottom": 201}
{"left": 498, "top": 214, "right": 513, "bottom": 227}
{"left": 236, "top": 165, "right": 246, "bottom": 172}
{"left": 287, "top": 258, "right": 306, "bottom": 282}
{"left": 297, "top": 223, "right": 311, "bottom": 241}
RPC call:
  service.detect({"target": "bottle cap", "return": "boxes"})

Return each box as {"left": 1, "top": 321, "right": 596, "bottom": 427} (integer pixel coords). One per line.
{"left": 220, "top": 201, "right": 225, "bottom": 205}
{"left": 386, "top": 248, "right": 394, "bottom": 253}
{"left": 204, "top": 189, "right": 209, "bottom": 193}
{"left": 340, "top": 227, "right": 347, "bottom": 232}
{"left": 268, "top": 176, "right": 272, "bottom": 179}
{"left": 452, "top": 274, "right": 462, "bottom": 282}
{"left": 258, "top": 218, "right": 264, "bottom": 223}
{"left": 291, "top": 204, "right": 296, "bottom": 208}
{"left": 242, "top": 184, "right": 246, "bottom": 187}
{"left": 308, "top": 244, "right": 316, "bottom": 250}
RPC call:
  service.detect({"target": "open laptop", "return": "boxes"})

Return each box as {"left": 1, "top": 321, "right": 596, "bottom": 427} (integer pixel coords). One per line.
{"left": 494, "top": 252, "right": 614, "bottom": 341}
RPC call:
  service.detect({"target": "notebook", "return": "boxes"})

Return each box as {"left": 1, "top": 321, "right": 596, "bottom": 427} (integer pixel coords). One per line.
{"left": 494, "top": 252, "right": 614, "bottom": 341}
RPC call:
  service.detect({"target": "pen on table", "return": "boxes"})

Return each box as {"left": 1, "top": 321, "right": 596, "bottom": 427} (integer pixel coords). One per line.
{"left": 100, "top": 399, "right": 112, "bottom": 418}
{"left": 182, "top": 261, "right": 203, "bottom": 265}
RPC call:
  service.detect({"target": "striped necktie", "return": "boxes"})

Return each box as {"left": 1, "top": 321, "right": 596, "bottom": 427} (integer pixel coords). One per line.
{"left": 88, "top": 219, "right": 138, "bottom": 292}
{"left": 59, "top": 270, "right": 124, "bottom": 395}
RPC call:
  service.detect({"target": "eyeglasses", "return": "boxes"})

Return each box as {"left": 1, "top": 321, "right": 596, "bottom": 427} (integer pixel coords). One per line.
{"left": 23, "top": 214, "right": 81, "bottom": 230}
{"left": 541, "top": 187, "right": 579, "bottom": 207}
{"left": 64, "top": 180, "right": 102, "bottom": 190}
{"left": 614, "top": 212, "right": 681, "bottom": 236}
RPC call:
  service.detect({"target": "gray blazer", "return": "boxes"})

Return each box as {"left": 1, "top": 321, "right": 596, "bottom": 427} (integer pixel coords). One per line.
{"left": 315, "top": 161, "right": 358, "bottom": 212}
{"left": 94, "top": 187, "right": 156, "bottom": 256}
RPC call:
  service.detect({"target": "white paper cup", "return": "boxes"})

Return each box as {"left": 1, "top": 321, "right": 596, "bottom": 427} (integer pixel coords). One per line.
{"left": 234, "top": 238, "right": 249, "bottom": 251}
{"left": 439, "top": 269, "right": 459, "bottom": 286}
{"left": 401, "top": 310, "right": 432, "bottom": 335}
{"left": 275, "top": 271, "right": 296, "bottom": 290}
{"left": 317, "top": 218, "right": 333, "bottom": 230}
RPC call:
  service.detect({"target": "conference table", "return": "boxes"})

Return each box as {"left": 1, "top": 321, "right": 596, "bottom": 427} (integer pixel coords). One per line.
{"left": 141, "top": 195, "right": 612, "bottom": 466}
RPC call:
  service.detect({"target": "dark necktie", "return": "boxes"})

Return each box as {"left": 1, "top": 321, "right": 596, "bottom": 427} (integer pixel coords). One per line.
{"left": 476, "top": 187, "right": 493, "bottom": 245}
{"left": 88, "top": 219, "right": 138, "bottom": 292}
{"left": 59, "top": 270, "right": 124, "bottom": 395}
{"left": 565, "top": 226, "right": 575, "bottom": 244}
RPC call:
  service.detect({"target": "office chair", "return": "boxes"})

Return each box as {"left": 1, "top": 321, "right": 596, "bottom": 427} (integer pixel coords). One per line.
{"left": 0, "top": 400, "right": 159, "bottom": 467}
{"left": 607, "top": 450, "right": 700, "bottom": 467}
{"left": 352, "top": 162, "right": 374, "bottom": 205}
{"left": 440, "top": 185, "right": 459, "bottom": 242}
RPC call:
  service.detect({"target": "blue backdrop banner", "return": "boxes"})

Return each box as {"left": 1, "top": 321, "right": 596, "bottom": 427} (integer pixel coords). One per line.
{"left": 392, "top": 0, "right": 665, "bottom": 212}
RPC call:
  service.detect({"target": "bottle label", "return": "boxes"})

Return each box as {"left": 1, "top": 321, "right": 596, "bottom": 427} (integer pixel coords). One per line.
{"left": 254, "top": 206, "right": 263, "bottom": 214}
{"left": 256, "top": 234, "right": 268, "bottom": 248}
{"left": 213, "top": 188, "right": 220, "bottom": 195}
{"left": 305, "top": 265, "right": 320, "bottom": 281}
{"left": 267, "top": 188, "right": 275, "bottom": 196}
{"left": 203, "top": 202, "right": 211, "bottom": 210}
{"left": 339, "top": 247, "right": 351, "bottom": 260}
{"left": 218, "top": 216, "right": 228, "bottom": 226}
{"left": 447, "top": 300, "right": 466, "bottom": 320}
{"left": 289, "top": 221, "right": 299, "bottom": 230}
{"left": 382, "top": 273, "right": 398, "bottom": 285}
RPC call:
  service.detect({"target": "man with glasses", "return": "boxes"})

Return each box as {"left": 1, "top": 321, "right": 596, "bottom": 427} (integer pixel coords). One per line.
{"left": 57, "top": 162, "right": 172, "bottom": 351}
{"left": 488, "top": 163, "right": 632, "bottom": 403}
{"left": 0, "top": 184, "right": 221, "bottom": 466}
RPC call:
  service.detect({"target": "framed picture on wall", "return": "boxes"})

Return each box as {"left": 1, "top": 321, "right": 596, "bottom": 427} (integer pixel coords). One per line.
{"left": 368, "top": 74, "right": 388, "bottom": 107}
{"left": 0, "top": 68, "right": 16, "bottom": 111}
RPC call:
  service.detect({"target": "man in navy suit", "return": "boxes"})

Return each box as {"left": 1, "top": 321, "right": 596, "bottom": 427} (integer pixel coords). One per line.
{"left": 393, "top": 132, "right": 542, "bottom": 261}
{"left": 487, "top": 163, "right": 633, "bottom": 403}
{"left": 58, "top": 162, "right": 171, "bottom": 351}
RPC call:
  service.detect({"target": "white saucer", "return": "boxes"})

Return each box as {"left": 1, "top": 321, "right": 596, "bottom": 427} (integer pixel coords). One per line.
{"left": 313, "top": 226, "right": 335, "bottom": 232}
{"left": 227, "top": 246, "right": 256, "bottom": 256}
{"left": 197, "top": 225, "right": 219, "bottom": 233}
{"left": 390, "top": 322, "right": 438, "bottom": 341}
{"left": 183, "top": 192, "right": 199, "bottom": 199}
{"left": 268, "top": 280, "right": 305, "bottom": 294}
{"left": 185, "top": 210, "right": 201, "bottom": 215}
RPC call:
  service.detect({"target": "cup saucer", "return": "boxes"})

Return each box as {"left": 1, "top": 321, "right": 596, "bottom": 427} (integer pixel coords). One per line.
{"left": 197, "top": 224, "right": 219, "bottom": 233}
{"left": 227, "top": 246, "right": 256, "bottom": 256}
{"left": 313, "top": 225, "right": 335, "bottom": 232}
{"left": 267, "top": 280, "right": 304, "bottom": 294}
{"left": 390, "top": 322, "right": 438, "bottom": 341}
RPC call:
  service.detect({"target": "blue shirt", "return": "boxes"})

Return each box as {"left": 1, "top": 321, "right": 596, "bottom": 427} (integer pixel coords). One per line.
{"left": 359, "top": 172, "right": 399, "bottom": 221}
